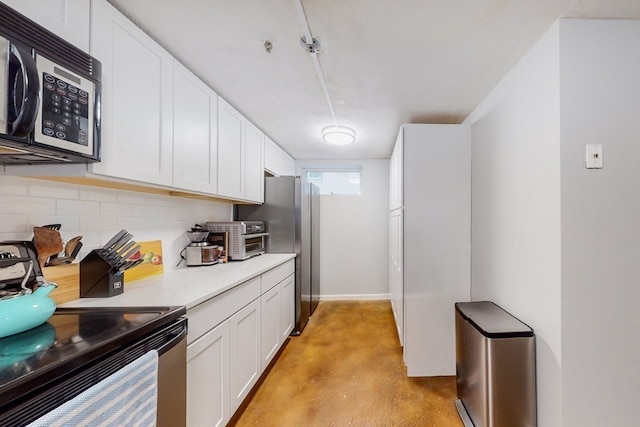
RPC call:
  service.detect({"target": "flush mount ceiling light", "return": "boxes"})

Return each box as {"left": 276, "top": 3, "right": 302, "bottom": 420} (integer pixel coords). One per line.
{"left": 295, "top": 0, "right": 356, "bottom": 146}
{"left": 322, "top": 125, "right": 355, "bottom": 145}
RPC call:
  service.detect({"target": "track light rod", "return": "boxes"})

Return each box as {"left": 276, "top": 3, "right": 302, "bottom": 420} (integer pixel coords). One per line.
{"left": 294, "top": 0, "right": 337, "bottom": 126}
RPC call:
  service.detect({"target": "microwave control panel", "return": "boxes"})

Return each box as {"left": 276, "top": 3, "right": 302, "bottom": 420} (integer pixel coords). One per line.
{"left": 41, "top": 72, "right": 89, "bottom": 146}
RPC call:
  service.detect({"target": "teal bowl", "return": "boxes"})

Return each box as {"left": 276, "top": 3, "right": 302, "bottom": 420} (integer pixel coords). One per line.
{"left": 0, "top": 284, "right": 57, "bottom": 339}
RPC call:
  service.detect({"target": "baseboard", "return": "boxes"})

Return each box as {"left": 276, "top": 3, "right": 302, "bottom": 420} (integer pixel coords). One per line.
{"left": 319, "top": 293, "right": 390, "bottom": 301}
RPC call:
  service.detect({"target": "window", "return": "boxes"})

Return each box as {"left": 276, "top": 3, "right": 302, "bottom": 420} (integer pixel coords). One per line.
{"left": 304, "top": 169, "right": 361, "bottom": 195}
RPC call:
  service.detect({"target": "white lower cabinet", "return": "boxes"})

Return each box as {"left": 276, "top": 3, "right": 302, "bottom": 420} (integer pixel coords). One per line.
{"left": 186, "top": 259, "right": 295, "bottom": 426}
{"left": 279, "top": 274, "right": 295, "bottom": 342}
{"left": 187, "top": 321, "right": 230, "bottom": 427}
{"left": 261, "top": 284, "right": 281, "bottom": 370}
{"left": 229, "top": 298, "right": 261, "bottom": 413}
{"left": 262, "top": 272, "right": 295, "bottom": 371}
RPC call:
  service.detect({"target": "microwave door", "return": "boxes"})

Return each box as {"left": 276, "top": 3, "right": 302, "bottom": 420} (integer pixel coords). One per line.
{"left": 7, "top": 41, "right": 39, "bottom": 137}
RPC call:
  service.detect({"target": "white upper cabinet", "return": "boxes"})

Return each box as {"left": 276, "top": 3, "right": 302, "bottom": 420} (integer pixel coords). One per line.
{"left": 2, "top": 0, "right": 90, "bottom": 52}
{"left": 264, "top": 136, "right": 295, "bottom": 176}
{"left": 279, "top": 273, "right": 295, "bottom": 341}
{"left": 389, "top": 130, "right": 403, "bottom": 210}
{"left": 173, "top": 61, "right": 218, "bottom": 194}
{"left": 217, "top": 96, "right": 264, "bottom": 203}
{"left": 244, "top": 121, "right": 264, "bottom": 203}
{"left": 89, "top": 0, "right": 174, "bottom": 186}
{"left": 217, "top": 97, "right": 245, "bottom": 200}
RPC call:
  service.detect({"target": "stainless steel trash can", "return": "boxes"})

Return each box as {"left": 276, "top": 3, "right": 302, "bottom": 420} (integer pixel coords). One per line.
{"left": 454, "top": 301, "right": 536, "bottom": 427}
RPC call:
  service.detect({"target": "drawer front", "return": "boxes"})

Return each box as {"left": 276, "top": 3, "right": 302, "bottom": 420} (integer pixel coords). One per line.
{"left": 261, "top": 259, "right": 294, "bottom": 293}
{"left": 187, "top": 276, "right": 261, "bottom": 344}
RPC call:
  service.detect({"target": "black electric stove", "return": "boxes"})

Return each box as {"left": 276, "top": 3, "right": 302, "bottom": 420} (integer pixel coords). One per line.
{"left": 0, "top": 306, "right": 186, "bottom": 425}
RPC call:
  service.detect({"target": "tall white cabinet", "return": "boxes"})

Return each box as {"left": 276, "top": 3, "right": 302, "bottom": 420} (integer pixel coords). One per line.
{"left": 389, "top": 124, "right": 471, "bottom": 376}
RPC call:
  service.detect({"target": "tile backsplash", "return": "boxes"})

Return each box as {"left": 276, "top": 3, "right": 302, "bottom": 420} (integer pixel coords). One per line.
{"left": 0, "top": 175, "right": 233, "bottom": 267}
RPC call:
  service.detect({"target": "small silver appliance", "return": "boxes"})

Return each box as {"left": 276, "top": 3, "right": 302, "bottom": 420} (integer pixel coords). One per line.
{"left": 182, "top": 229, "right": 218, "bottom": 267}
{"left": 205, "top": 221, "right": 267, "bottom": 261}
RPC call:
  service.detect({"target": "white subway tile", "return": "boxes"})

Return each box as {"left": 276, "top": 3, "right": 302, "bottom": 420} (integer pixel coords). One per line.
{"left": 28, "top": 182, "right": 79, "bottom": 199}
{"left": 29, "top": 215, "right": 80, "bottom": 231}
{"left": 117, "top": 217, "right": 191, "bottom": 232}
{"left": 0, "top": 214, "right": 29, "bottom": 233}
{"left": 0, "top": 195, "right": 56, "bottom": 214}
{"left": 132, "top": 204, "right": 185, "bottom": 218}
{"left": 116, "top": 190, "right": 177, "bottom": 207}
{"left": 80, "top": 188, "right": 118, "bottom": 202}
{"left": 80, "top": 215, "right": 118, "bottom": 231}
{"left": 0, "top": 176, "right": 29, "bottom": 195}
{"left": 0, "top": 232, "right": 30, "bottom": 241}
{"left": 100, "top": 202, "right": 133, "bottom": 217}
{"left": 56, "top": 199, "right": 100, "bottom": 216}
{"left": 117, "top": 216, "right": 164, "bottom": 230}
{"left": 77, "top": 230, "right": 102, "bottom": 247}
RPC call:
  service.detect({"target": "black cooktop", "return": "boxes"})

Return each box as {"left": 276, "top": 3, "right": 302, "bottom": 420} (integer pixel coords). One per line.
{"left": 0, "top": 306, "right": 185, "bottom": 408}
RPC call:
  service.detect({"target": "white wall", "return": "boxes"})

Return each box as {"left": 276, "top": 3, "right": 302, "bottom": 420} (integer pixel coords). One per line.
{"left": 296, "top": 159, "right": 389, "bottom": 299}
{"left": 559, "top": 19, "right": 640, "bottom": 427}
{"left": 0, "top": 175, "right": 232, "bottom": 267}
{"left": 465, "top": 18, "right": 640, "bottom": 427}
{"left": 464, "top": 22, "right": 562, "bottom": 426}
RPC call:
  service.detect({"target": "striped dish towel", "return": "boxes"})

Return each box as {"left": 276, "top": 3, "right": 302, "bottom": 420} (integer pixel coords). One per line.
{"left": 28, "top": 350, "right": 159, "bottom": 427}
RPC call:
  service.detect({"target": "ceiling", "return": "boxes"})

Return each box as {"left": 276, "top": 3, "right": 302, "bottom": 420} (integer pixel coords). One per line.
{"left": 107, "top": 0, "right": 640, "bottom": 160}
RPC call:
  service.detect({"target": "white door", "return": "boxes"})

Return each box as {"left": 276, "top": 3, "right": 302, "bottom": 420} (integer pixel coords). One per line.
{"left": 279, "top": 274, "right": 295, "bottom": 341}
{"left": 89, "top": 0, "right": 173, "bottom": 186}
{"left": 244, "top": 121, "right": 264, "bottom": 203}
{"left": 2, "top": 0, "right": 90, "bottom": 52}
{"left": 229, "top": 298, "right": 261, "bottom": 412}
{"left": 187, "top": 321, "right": 230, "bottom": 427}
{"left": 261, "top": 284, "right": 280, "bottom": 370}
{"left": 217, "top": 97, "right": 245, "bottom": 199}
{"left": 173, "top": 61, "right": 218, "bottom": 194}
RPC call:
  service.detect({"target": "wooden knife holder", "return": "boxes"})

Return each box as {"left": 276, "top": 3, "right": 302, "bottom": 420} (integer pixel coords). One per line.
{"left": 79, "top": 250, "right": 124, "bottom": 298}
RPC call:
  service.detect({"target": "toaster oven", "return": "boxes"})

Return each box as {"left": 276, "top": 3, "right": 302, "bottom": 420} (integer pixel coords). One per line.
{"left": 205, "top": 221, "right": 267, "bottom": 261}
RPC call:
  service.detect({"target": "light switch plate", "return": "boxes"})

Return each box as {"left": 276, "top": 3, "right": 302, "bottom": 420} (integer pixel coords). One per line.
{"left": 586, "top": 144, "right": 603, "bottom": 169}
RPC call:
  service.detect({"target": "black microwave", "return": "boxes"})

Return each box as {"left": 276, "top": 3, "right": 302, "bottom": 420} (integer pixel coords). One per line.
{"left": 0, "top": 2, "right": 101, "bottom": 165}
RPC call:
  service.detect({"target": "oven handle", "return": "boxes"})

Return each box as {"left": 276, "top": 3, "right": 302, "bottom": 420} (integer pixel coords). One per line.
{"left": 156, "top": 318, "right": 188, "bottom": 356}
{"left": 9, "top": 42, "right": 40, "bottom": 137}
{"left": 244, "top": 232, "right": 269, "bottom": 238}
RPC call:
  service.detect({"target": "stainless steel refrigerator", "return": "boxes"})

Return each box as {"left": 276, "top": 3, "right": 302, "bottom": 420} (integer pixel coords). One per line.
{"left": 236, "top": 176, "right": 320, "bottom": 334}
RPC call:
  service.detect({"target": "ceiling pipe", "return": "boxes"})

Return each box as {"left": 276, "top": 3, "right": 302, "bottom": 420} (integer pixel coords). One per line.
{"left": 294, "top": 0, "right": 337, "bottom": 126}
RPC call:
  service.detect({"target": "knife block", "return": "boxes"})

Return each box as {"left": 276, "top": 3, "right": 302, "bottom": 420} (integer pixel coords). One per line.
{"left": 79, "top": 250, "right": 124, "bottom": 298}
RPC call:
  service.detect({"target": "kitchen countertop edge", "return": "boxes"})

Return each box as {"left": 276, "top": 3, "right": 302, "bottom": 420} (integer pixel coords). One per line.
{"left": 61, "top": 254, "right": 296, "bottom": 310}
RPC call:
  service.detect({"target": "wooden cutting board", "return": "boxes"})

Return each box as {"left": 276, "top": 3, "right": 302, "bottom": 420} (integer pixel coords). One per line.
{"left": 42, "top": 263, "right": 79, "bottom": 304}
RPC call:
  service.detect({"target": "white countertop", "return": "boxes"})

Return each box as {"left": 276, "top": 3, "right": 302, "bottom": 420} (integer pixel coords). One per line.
{"left": 62, "top": 254, "right": 296, "bottom": 310}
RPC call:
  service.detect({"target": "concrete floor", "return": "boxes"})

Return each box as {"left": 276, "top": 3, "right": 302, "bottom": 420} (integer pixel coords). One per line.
{"left": 230, "top": 300, "right": 462, "bottom": 426}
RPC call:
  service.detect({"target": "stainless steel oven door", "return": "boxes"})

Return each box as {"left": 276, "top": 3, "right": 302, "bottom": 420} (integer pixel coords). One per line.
{"left": 243, "top": 232, "right": 268, "bottom": 258}
{"left": 34, "top": 54, "right": 95, "bottom": 157}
